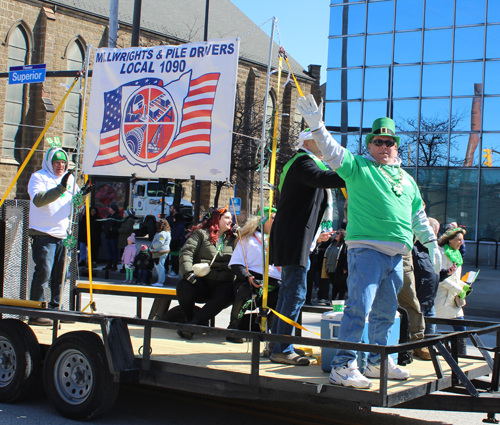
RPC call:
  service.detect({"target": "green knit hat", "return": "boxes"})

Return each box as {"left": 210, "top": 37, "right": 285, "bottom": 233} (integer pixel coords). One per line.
{"left": 258, "top": 207, "right": 277, "bottom": 223}
{"left": 52, "top": 151, "right": 68, "bottom": 162}
{"left": 365, "top": 117, "right": 400, "bottom": 148}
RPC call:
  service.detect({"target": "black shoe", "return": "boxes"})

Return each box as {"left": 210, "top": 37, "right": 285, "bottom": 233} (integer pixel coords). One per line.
{"left": 226, "top": 336, "right": 245, "bottom": 344}
{"left": 78, "top": 260, "right": 87, "bottom": 267}
{"left": 28, "top": 317, "right": 53, "bottom": 326}
{"left": 102, "top": 263, "right": 112, "bottom": 270}
{"left": 177, "top": 330, "right": 194, "bottom": 340}
{"left": 111, "top": 264, "right": 118, "bottom": 271}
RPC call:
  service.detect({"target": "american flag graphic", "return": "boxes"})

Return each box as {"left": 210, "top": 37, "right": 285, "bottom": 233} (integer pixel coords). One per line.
{"left": 94, "top": 78, "right": 162, "bottom": 167}
{"left": 93, "top": 73, "right": 220, "bottom": 167}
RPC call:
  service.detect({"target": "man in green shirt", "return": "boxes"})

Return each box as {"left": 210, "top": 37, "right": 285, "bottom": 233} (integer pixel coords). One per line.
{"left": 296, "top": 95, "right": 442, "bottom": 388}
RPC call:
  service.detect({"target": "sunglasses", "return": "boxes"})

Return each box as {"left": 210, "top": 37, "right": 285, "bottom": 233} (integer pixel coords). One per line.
{"left": 371, "top": 139, "right": 396, "bottom": 148}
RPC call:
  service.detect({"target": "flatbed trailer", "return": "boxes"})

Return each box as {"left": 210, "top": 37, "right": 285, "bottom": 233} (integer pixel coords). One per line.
{"left": 0, "top": 303, "right": 499, "bottom": 422}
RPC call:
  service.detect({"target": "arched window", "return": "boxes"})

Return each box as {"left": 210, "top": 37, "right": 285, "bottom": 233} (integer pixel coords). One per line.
{"left": 62, "top": 40, "right": 85, "bottom": 160}
{"left": 265, "top": 89, "right": 276, "bottom": 141}
{"left": 3, "top": 26, "right": 28, "bottom": 160}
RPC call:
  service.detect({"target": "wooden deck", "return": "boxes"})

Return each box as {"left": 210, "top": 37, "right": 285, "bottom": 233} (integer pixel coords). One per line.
{"left": 31, "top": 321, "right": 489, "bottom": 396}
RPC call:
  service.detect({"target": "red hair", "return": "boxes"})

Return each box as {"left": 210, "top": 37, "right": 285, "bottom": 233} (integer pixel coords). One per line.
{"left": 199, "top": 208, "right": 234, "bottom": 244}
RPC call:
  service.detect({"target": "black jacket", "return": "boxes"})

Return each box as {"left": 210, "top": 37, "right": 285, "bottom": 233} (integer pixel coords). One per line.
{"left": 413, "top": 240, "right": 439, "bottom": 310}
{"left": 269, "top": 151, "right": 345, "bottom": 268}
{"left": 103, "top": 212, "right": 122, "bottom": 240}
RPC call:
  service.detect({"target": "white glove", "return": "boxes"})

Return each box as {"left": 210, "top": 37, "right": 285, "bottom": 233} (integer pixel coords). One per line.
{"left": 425, "top": 241, "right": 442, "bottom": 274}
{"left": 296, "top": 94, "right": 323, "bottom": 131}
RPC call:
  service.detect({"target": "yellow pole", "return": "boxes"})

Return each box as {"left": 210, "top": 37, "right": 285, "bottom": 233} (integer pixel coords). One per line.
{"left": 0, "top": 76, "right": 81, "bottom": 209}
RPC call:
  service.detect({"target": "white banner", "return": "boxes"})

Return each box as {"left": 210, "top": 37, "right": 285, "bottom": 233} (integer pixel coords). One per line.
{"left": 82, "top": 38, "right": 239, "bottom": 181}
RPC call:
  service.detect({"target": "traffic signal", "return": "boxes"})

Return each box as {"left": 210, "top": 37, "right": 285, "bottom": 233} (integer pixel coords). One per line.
{"left": 483, "top": 149, "right": 492, "bottom": 167}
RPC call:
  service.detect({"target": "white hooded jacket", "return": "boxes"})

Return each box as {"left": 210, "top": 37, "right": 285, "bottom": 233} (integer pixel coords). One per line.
{"left": 28, "top": 147, "right": 77, "bottom": 239}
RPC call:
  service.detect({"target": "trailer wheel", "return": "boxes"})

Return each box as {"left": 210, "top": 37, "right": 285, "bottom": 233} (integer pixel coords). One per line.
{"left": 43, "top": 331, "right": 119, "bottom": 421}
{"left": 0, "top": 319, "right": 41, "bottom": 403}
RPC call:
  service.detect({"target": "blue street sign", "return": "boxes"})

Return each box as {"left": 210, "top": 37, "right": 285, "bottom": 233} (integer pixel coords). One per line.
{"left": 9, "top": 64, "right": 46, "bottom": 85}
{"left": 230, "top": 197, "right": 241, "bottom": 215}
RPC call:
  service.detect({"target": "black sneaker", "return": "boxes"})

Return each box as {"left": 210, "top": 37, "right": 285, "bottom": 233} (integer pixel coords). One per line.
{"left": 226, "top": 336, "right": 245, "bottom": 344}
{"left": 177, "top": 330, "right": 194, "bottom": 340}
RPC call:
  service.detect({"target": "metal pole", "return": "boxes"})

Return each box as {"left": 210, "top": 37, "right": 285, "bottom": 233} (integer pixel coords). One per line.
{"left": 194, "top": 0, "right": 210, "bottom": 224}
{"left": 109, "top": 0, "right": 119, "bottom": 48}
{"left": 131, "top": 0, "right": 142, "bottom": 47}
{"left": 259, "top": 18, "right": 275, "bottom": 267}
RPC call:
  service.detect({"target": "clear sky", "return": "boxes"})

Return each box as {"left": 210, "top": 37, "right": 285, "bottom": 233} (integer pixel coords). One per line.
{"left": 229, "top": 0, "right": 330, "bottom": 83}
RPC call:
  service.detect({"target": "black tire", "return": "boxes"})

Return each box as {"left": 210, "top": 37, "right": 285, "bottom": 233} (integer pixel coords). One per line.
{"left": 0, "top": 319, "right": 42, "bottom": 403}
{"left": 43, "top": 331, "right": 119, "bottom": 421}
{"left": 161, "top": 305, "right": 209, "bottom": 326}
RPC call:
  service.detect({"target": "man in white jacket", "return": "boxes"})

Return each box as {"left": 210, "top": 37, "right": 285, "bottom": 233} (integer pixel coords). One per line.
{"left": 27, "top": 147, "right": 88, "bottom": 325}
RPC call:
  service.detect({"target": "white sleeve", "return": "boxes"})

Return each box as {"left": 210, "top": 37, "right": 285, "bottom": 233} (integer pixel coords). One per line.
{"left": 412, "top": 209, "right": 436, "bottom": 244}
{"left": 311, "top": 124, "right": 345, "bottom": 170}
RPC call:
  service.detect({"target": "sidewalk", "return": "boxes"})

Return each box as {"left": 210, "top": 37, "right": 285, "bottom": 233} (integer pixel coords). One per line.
{"left": 461, "top": 264, "right": 499, "bottom": 319}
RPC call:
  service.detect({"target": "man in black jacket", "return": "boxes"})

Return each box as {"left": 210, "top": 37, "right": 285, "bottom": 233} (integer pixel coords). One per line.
{"left": 268, "top": 129, "right": 345, "bottom": 365}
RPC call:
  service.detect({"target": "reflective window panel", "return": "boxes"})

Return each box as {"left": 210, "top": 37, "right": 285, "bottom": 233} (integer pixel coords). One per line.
{"left": 425, "top": 0, "right": 454, "bottom": 28}
{"left": 396, "top": 0, "right": 423, "bottom": 31}
{"left": 394, "top": 31, "right": 422, "bottom": 64}
{"left": 478, "top": 169, "right": 500, "bottom": 241}
{"left": 364, "top": 67, "right": 389, "bottom": 99}
{"left": 393, "top": 66, "right": 421, "bottom": 98}
{"left": 325, "top": 101, "right": 362, "bottom": 132}
{"left": 397, "top": 133, "right": 418, "bottom": 168}
{"left": 424, "top": 29, "right": 453, "bottom": 62}
{"left": 454, "top": 26, "right": 485, "bottom": 61}
{"left": 328, "top": 36, "right": 365, "bottom": 68}
{"left": 422, "top": 63, "right": 451, "bottom": 97}
{"left": 421, "top": 98, "right": 450, "bottom": 123}
{"left": 455, "top": 0, "right": 486, "bottom": 26}
{"left": 363, "top": 100, "right": 390, "bottom": 128}
{"left": 366, "top": 33, "right": 393, "bottom": 66}
{"left": 483, "top": 98, "right": 500, "bottom": 131}
{"left": 485, "top": 60, "right": 500, "bottom": 95}
{"left": 418, "top": 132, "right": 449, "bottom": 167}
{"left": 487, "top": 1, "right": 500, "bottom": 23}
{"left": 486, "top": 25, "right": 500, "bottom": 59}
{"left": 453, "top": 62, "right": 484, "bottom": 96}
{"left": 345, "top": 133, "right": 363, "bottom": 155}
{"left": 481, "top": 133, "right": 500, "bottom": 168}
{"left": 446, "top": 168, "right": 478, "bottom": 240}
{"left": 367, "top": 0, "right": 394, "bottom": 34}
{"left": 417, "top": 168, "right": 448, "bottom": 227}
{"left": 393, "top": 99, "right": 420, "bottom": 124}
{"left": 451, "top": 96, "right": 482, "bottom": 132}
{"left": 329, "top": 3, "right": 367, "bottom": 36}
{"left": 449, "top": 133, "right": 480, "bottom": 167}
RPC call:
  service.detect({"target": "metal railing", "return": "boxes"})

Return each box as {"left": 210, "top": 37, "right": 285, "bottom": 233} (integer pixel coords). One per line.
{"left": 475, "top": 238, "right": 498, "bottom": 269}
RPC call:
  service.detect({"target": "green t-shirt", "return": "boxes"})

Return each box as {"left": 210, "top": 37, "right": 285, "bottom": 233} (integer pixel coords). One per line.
{"left": 337, "top": 151, "right": 423, "bottom": 250}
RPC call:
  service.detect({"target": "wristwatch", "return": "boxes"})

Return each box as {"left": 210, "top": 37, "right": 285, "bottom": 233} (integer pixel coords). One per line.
{"left": 186, "top": 273, "right": 197, "bottom": 284}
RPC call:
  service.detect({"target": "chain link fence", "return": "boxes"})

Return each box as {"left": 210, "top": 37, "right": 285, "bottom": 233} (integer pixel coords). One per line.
{"left": 0, "top": 199, "right": 78, "bottom": 319}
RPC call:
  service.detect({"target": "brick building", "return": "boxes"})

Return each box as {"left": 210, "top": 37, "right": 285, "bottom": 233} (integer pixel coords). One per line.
{"left": 0, "top": 0, "right": 321, "bottom": 216}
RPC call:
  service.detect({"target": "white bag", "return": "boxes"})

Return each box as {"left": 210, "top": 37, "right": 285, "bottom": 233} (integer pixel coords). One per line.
{"left": 192, "top": 263, "right": 211, "bottom": 277}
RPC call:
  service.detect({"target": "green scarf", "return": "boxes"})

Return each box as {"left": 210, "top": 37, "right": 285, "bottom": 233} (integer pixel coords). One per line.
{"left": 444, "top": 244, "right": 463, "bottom": 266}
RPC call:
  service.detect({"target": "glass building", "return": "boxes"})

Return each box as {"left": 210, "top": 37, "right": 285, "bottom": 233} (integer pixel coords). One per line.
{"left": 326, "top": 0, "right": 500, "bottom": 261}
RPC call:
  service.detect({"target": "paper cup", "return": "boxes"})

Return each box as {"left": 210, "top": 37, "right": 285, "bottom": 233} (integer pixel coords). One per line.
{"left": 331, "top": 300, "right": 345, "bottom": 312}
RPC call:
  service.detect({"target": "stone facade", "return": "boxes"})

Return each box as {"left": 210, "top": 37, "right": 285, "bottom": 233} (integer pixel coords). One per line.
{"left": 0, "top": 0, "right": 320, "bottom": 218}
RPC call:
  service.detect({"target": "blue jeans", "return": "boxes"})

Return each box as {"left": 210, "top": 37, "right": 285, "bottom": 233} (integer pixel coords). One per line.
{"left": 30, "top": 235, "right": 66, "bottom": 308}
{"left": 271, "top": 259, "right": 310, "bottom": 355}
{"left": 331, "top": 248, "right": 403, "bottom": 368}
{"left": 105, "top": 238, "right": 119, "bottom": 263}
{"left": 452, "top": 316, "right": 466, "bottom": 332}
{"left": 137, "top": 269, "right": 147, "bottom": 284}
{"left": 155, "top": 253, "right": 168, "bottom": 283}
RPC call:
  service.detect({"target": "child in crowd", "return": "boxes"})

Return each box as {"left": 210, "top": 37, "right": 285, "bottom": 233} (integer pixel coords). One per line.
{"left": 134, "top": 244, "right": 153, "bottom": 285}
{"left": 121, "top": 233, "right": 137, "bottom": 283}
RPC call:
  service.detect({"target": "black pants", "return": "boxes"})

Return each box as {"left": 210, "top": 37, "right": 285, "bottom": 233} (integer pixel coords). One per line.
{"left": 176, "top": 278, "right": 235, "bottom": 325}
{"left": 328, "top": 271, "right": 347, "bottom": 300}
{"left": 228, "top": 274, "right": 280, "bottom": 330}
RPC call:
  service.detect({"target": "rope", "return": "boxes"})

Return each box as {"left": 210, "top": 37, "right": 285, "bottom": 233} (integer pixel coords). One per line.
{"left": 237, "top": 17, "right": 275, "bottom": 40}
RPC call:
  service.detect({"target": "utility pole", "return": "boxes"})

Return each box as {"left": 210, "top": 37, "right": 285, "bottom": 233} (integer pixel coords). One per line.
{"left": 131, "top": 0, "right": 142, "bottom": 47}
{"left": 109, "top": 0, "right": 119, "bottom": 48}
{"left": 193, "top": 0, "right": 210, "bottom": 224}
